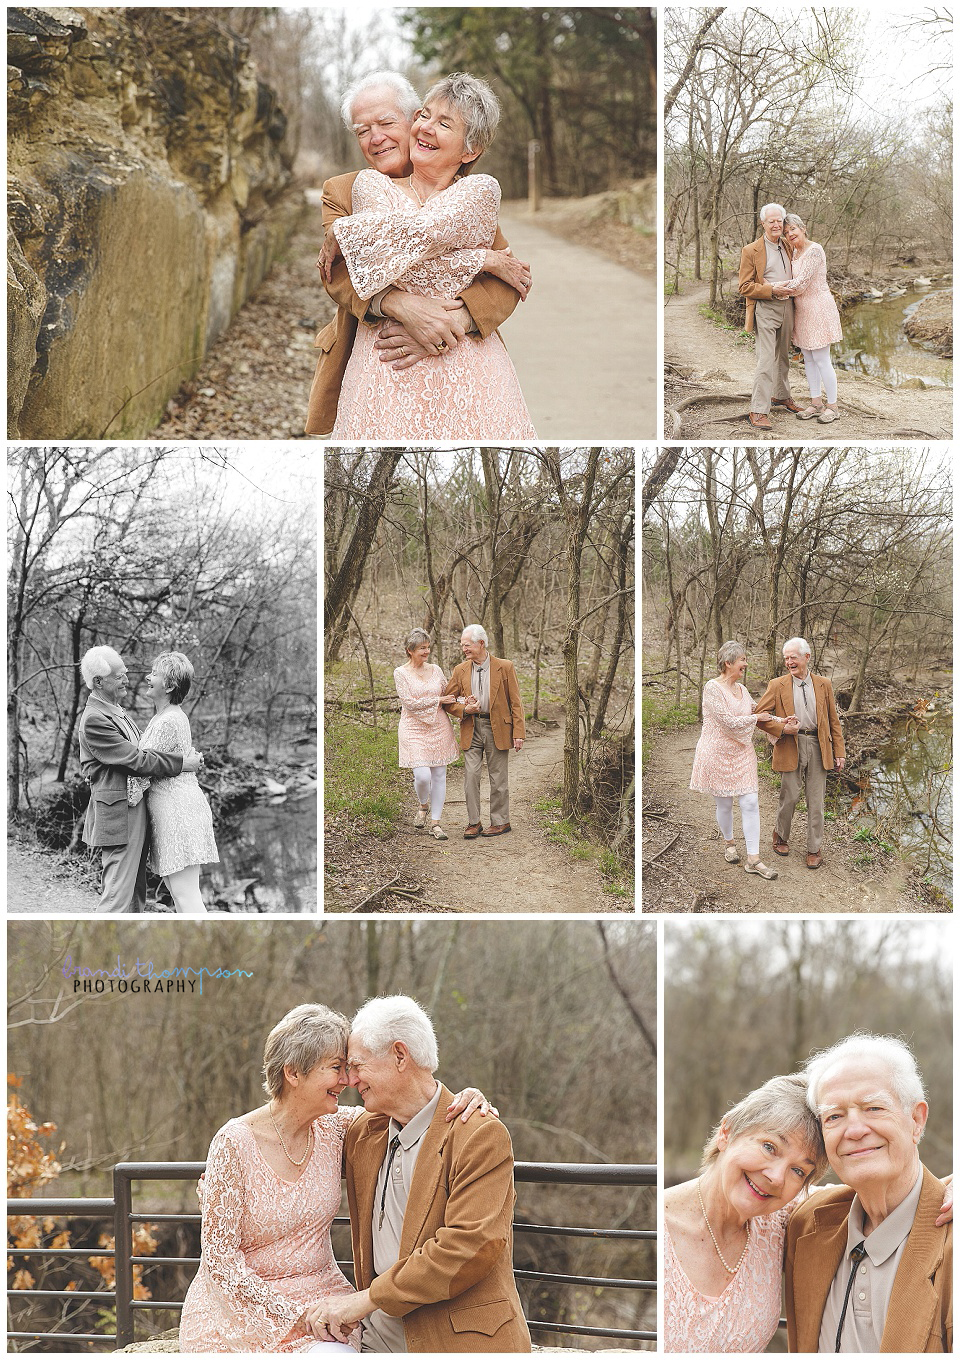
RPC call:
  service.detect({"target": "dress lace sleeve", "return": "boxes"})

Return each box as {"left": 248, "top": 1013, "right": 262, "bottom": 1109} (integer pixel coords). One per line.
{"left": 139, "top": 712, "right": 182, "bottom": 755}
{"left": 703, "top": 681, "right": 758, "bottom": 746}
{"left": 394, "top": 665, "right": 442, "bottom": 722}
{"left": 333, "top": 171, "right": 499, "bottom": 298}
{"left": 782, "top": 244, "right": 822, "bottom": 296}
{"left": 200, "top": 1127, "right": 305, "bottom": 1347}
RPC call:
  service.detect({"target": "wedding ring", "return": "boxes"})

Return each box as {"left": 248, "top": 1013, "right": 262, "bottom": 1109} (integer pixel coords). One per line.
{"left": 437, "top": 340, "right": 447, "bottom": 351}
{"left": 399, "top": 347, "right": 406, "bottom": 357}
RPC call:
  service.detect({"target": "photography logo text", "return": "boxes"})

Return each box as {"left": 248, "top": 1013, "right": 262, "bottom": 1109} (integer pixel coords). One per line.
{"left": 62, "top": 955, "right": 253, "bottom": 996}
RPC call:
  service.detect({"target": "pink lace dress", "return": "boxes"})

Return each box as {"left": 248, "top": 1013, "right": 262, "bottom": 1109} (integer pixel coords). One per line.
{"left": 663, "top": 1206, "right": 790, "bottom": 1352}
{"left": 782, "top": 243, "right": 842, "bottom": 350}
{"left": 394, "top": 663, "right": 460, "bottom": 768}
{"left": 330, "top": 170, "right": 536, "bottom": 440}
{"left": 689, "top": 679, "right": 760, "bottom": 798}
{"left": 179, "top": 1109, "right": 361, "bottom": 1353}
{"left": 139, "top": 708, "right": 219, "bottom": 875}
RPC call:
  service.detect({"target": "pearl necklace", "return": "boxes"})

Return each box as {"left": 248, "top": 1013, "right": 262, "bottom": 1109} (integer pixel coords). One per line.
{"left": 697, "top": 1177, "right": 750, "bottom": 1274}
{"left": 269, "top": 1105, "right": 313, "bottom": 1167}
{"left": 408, "top": 176, "right": 438, "bottom": 207}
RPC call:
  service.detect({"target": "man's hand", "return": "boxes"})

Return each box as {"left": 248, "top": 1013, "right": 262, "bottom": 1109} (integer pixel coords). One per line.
{"left": 374, "top": 321, "right": 435, "bottom": 371}
{"left": 183, "top": 750, "right": 203, "bottom": 773}
{"left": 463, "top": 695, "right": 480, "bottom": 714}
{"left": 771, "top": 286, "right": 791, "bottom": 299}
{"left": 380, "top": 291, "right": 468, "bottom": 353}
{"left": 306, "top": 1290, "right": 373, "bottom": 1339}
{"left": 513, "top": 738, "right": 524, "bottom": 751}
{"left": 782, "top": 715, "right": 800, "bottom": 734}
{"left": 834, "top": 757, "right": 845, "bottom": 771}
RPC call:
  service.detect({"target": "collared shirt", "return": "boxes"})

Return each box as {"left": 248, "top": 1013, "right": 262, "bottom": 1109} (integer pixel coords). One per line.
{"left": 792, "top": 674, "right": 818, "bottom": 730}
{"left": 763, "top": 236, "right": 793, "bottom": 285}
{"left": 471, "top": 656, "right": 491, "bottom": 715}
{"left": 818, "top": 1165, "right": 924, "bottom": 1352}
{"left": 362, "top": 1082, "right": 443, "bottom": 1354}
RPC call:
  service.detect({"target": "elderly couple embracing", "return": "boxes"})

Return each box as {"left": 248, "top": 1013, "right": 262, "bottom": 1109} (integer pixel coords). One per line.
{"left": 664, "top": 1032, "right": 953, "bottom": 1352}
{"left": 306, "top": 69, "right": 535, "bottom": 441}
{"left": 180, "top": 994, "right": 529, "bottom": 1353}
{"left": 690, "top": 637, "right": 845, "bottom": 880}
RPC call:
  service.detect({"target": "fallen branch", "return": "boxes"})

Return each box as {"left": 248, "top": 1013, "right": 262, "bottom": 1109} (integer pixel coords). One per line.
{"left": 346, "top": 874, "right": 401, "bottom": 912}
{"left": 642, "top": 829, "right": 681, "bottom": 867}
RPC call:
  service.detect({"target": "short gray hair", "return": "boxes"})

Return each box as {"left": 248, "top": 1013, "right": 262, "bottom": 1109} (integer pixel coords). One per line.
{"left": 351, "top": 995, "right": 439, "bottom": 1072}
{"left": 80, "top": 646, "right": 123, "bottom": 690}
{"left": 341, "top": 70, "right": 420, "bottom": 129}
{"left": 717, "top": 640, "right": 746, "bottom": 674}
{"left": 784, "top": 212, "right": 807, "bottom": 234}
{"left": 759, "top": 202, "right": 786, "bottom": 224}
{"left": 404, "top": 628, "right": 431, "bottom": 656}
{"left": 782, "top": 636, "right": 812, "bottom": 659}
{"left": 422, "top": 72, "right": 500, "bottom": 164}
{"left": 151, "top": 651, "right": 194, "bottom": 705}
{"left": 803, "top": 1033, "right": 926, "bottom": 1117}
{"left": 262, "top": 1003, "right": 350, "bottom": 1100}
{"left": 461, "top": 624, "right": 488, "bottom": 645}
{"left": 702, "top": 1073, "right": 828, "bottom": 1184}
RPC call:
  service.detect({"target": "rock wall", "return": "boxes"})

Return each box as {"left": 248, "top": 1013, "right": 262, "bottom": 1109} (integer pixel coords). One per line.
{"left": 8, "top": 7, "right": 303, "bottom": 438}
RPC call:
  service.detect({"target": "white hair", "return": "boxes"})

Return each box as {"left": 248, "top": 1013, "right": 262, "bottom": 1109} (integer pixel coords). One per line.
{"left": 782, "top": 636, "right": 812, "bottom": 658}
{"left": 340, "top": 70, "right": 420, "bottom": 129}
{"left": 461, "top": 624, "right": 488, "bottom": 645}
{"left": 759, "top": 202, "right": 786, "bottom": 224}
{"left": 803, "top": 1033, "right": 926, "bottom": 1116}
{"left": 80, "top": 646, "right": 123, "bottom": 690}
{"left": 351, "top": 995, "right": 439, "bottom": 1072}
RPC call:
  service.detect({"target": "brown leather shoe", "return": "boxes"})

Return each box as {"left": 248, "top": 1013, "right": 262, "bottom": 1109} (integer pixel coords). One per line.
{"left": 773, "top": 832, "right": 789, "bottom": 856}
{"left": 481, "top": 823, "right": 512, "bottom": 837}
{"left": 748, "top": 412, "right": 772, "bottom": 430}
{"left": 463, "top": 823, "right": 483, "bottom": 839}
{"left": 772, "top": 398, "right": 801, "bottom": 413}
{"left": 806, "top": 851, "right": 823, "bottom": 870}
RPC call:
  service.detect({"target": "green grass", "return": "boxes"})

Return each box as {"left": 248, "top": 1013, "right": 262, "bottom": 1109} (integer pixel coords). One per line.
{"left": 641, "top": 694, "right": 698, "bottom": 770}
{"left": 325, "top": 718, "right": 408, "bottom": 839}
{"left": 533, "top": 795, "right": 632, "bottom": 896}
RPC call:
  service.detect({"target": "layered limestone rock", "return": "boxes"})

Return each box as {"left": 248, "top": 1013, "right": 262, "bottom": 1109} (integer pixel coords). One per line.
{"left": 8, "top": 6, "right": 303, "bottom": 438}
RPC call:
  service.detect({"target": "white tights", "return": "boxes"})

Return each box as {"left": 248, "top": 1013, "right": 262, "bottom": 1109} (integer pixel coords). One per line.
{"left": 714, "top": 793, "right": 761, "bottom": 856}
{"left": 164, "top": 864, "right": 208, "bottom": 915}
{"left": 801, "top": 345, "right": 838, "bottom": 404}
{"left": 305, "top": 1342, "right": 355, "bottom": 1353}
{"left": 413, "top": 765, "right": 447, "bottom": 821}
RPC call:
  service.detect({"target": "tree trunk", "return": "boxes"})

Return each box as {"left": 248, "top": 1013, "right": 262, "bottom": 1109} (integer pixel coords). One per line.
{"left": 324, "top": 452, "right": 402, "bottom": 662}
{"left": 592, "top": 511, "right": 634, "bottom": 738}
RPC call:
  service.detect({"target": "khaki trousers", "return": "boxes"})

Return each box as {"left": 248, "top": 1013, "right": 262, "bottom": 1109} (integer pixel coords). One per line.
{"left": 464, "top": 715, "right": 510, "bottom": 825}
{"left": 97, "top": 800, "right": 148, "bottom": 913}
{"left": 775, "top": 734, "right": 828, "bottom": 853}
{"left": 751, "top": 298, "right": 794, "bottom": 412}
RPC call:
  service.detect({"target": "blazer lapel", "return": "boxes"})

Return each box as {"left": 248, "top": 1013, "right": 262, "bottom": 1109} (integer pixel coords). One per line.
{"left": 779, "top": 674, "right": 796, "bottom": 717}
{"left": 352, "top": 1117, "right": 390, "bottom": 1289}
{"left": 880, "top": 1165, "right": 946, "bottom": 1351}
{"left": 399, "top": 1084, "right": 452, "bottom": 1255}
{"left": 488, "top": 657, "right": 503, "bottom": 710}
{"left": 794, "top": 1200, "right": 849, "bottom": 1351}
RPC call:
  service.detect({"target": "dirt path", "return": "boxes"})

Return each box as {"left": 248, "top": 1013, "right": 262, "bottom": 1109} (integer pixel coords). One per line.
{"left": 642, "top": 725, "right": 922, "bottom": 913}
{"left": 664, "top": 281, "right": 952, "bottom": 440}
{"left": 487, "top": 205, "right": 656, "bottom": 439}
{"left": 7, "top": 842, "right": 101, "bottom": 913}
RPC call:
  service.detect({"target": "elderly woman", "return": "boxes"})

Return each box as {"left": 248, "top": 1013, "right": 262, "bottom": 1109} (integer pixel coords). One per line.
{"left": 180, "top": 1004, "right": 493, "bottom": 1352}
{"left": 689, "top": 641, "right": 789, "bottom": 880}
{"left": 321, "top": 73, "right": 536, "bottom": 439}
{"left": 135, "top": 652, "right": 218, "bottom": 914}
{"left": 394, "top": 628, "right": 460, "bottom": 840}
{"left": 772, "top": 214, "right": 843, "bottom": 424}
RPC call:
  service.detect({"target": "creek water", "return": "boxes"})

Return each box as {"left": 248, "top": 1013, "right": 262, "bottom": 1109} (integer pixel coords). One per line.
{"left": 847, "top": 712, "right": 952, "bottom": 894}
{"left": 834, "top": 289, "right": 952, "bottom": 388}
{"left": 204, "top": 791, "right": 317, "bottom": 912}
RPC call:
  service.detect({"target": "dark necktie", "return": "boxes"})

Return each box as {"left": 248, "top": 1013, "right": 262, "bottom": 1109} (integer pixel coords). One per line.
{"left": 378, "top": 1134, "right": 402, "bottom": 1229}
{"left": 799, "top": 681, "right": 809, "bottom": 725}
{"left": 835, "top": 1241, "right": 867, "bottom": 1351}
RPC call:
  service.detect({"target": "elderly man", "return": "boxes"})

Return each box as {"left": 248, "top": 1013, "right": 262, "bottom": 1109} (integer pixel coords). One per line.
{"left": 77, "top": 646, "right": 202, "bottom": 914}
{"left": 309, "top": 995, "right": 531, "bottom": 1353}
{"left": 755, "top": 637, "right": 845, "bottom": 870}
{"left": 785, "top": 1034, "right": 952, "bottom": 1352}
{"left": 305, "top": 71, "right": 526, "bottom": 436}
{"left": 443, "top": 625, "right": 525, "bottom": 839}
{"left": 738, "top": 202, "right": 801, "bottom": 431}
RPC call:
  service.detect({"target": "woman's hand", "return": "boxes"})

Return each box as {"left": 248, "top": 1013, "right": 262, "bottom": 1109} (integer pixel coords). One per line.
{"left": 936, "top": 1174, "right": 953, "bottom": 1227}
{"left": 483, "top": 247, "right": 532, "bottom": 300}
{"left": 438, "top": 693, "right": 457, "bottom": 706}
{"left": 317, "top": 226, "right": 343, "bottom": 284}
{"left": 446, "top": 1086, "right": 500, "bottom": 1123}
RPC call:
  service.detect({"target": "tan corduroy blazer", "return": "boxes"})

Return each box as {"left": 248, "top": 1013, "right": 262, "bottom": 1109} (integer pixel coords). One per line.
{"left": 754, "top": 671, "right": 845, "bottom": 774}
{"left": 785, "top": 1164, "right": 952, "bottom": 1352}
{"left": 343, "top": 1084, "right": 531, "bottom": 1353}
{"left": 305, "top": 172, "right": 520, "bottom": 436}
{"left": 738, "top": 234, "right": 782, "bottom": 333}
{"left": 443, "top": 655, "right": 525, "bottom": 752}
